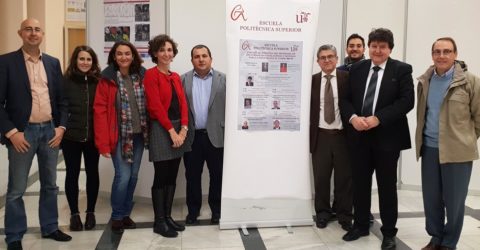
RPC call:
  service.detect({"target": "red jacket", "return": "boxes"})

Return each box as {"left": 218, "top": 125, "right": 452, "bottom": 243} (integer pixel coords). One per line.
{"left": 93, "top": 77, "right": 119, "bottom": 154}
{"left": 93, "top": 65, "right": 146, "bottom": 154}
{"left": 143, "top": 67, "right": 188, "bottom": 130}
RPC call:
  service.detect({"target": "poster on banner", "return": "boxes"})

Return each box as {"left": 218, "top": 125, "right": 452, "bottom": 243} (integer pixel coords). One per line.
{"left": 238, "top": 39, "right": 302, "bottom": 131}
{"left": 103, "top": 0, "right": 151, "bottom": 59}
{"left": 66, "top": 0, "right": 86, "bottom": 22}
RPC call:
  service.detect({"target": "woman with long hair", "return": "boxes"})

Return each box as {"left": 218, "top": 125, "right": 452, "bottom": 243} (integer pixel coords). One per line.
{"left": 93, "top": 41, "right": 149, "bottom": 233}
{"left": 63, "top": 45, "right": 101, "bottom": 231}
{"left": 144, "top": 34, "right": 191, "bottom": 237}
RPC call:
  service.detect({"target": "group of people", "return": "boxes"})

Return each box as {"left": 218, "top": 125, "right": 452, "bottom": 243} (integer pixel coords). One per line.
{"left": 1, "top": 17, "right": 479, "bottom": 250}
{"left": 0, "top": 18, "right": 226, "bottom": 250}
{"left": 310, "top": 28, "right": 480, "bottom": 250}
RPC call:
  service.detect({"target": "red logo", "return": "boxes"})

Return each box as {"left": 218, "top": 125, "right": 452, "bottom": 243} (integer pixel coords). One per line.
{"left": 296, "top": 11, "right": 311, "bottom": 23}
{"left": 231, "top": 4, "right": 247, "bottom": 21}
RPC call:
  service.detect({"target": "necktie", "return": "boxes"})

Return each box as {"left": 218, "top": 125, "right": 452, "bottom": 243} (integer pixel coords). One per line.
{"left": 324, "top": 74, "right": 335, "bottom": 124}
{"left": 362, "top": 66, "right": 381, "bottom": 116}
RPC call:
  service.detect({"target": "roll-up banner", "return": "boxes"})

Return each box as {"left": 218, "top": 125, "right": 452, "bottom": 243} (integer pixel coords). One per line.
{"left": 221, "top": 0, "right": 321, "bottom": 230}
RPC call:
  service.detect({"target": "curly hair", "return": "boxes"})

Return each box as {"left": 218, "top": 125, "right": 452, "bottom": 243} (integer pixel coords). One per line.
{"left": 107, "top": 41, "right": 143, "bottom": 75}
{"left": 148, "top": 34, "right": 178, "bottom": 63}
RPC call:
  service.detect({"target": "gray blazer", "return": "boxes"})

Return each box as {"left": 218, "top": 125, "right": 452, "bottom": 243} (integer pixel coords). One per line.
{"left": 181, "top": 69, "right": 226, "bottom": 148}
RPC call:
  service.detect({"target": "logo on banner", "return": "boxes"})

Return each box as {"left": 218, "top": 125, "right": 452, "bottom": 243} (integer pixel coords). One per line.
{"left": 296, "top": 11, "right": 311, "bottom": 23}
{"left": 241, "top": 40, "right": 251, "bottom": 50}
{"left": 231, "top": 4, "right": 247, "bottom": 21}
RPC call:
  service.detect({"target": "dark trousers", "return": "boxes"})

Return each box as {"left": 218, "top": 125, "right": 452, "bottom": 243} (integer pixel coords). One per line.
{"left": 183, "top": 130, "right": 224, "bottom": 218}
{"left": 311, "top": 129, "right": 352, "bottom": 223}
{"left": 421, "top": 146, "right": 472, "bottom": 249}
{"left": 152, "top": 158, "right": 181, "bottom": 188}
{"left": 62, "top": 139, "right": 100, "bottom": 215}
{"left": 351, "top": 138, "right": 400, "bottom": 237}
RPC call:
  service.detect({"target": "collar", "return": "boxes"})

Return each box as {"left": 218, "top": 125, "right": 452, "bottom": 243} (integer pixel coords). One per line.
{"left": 433, "top": 65, "right": 455, "bottom": 78}
{"left": 193, "top": 69, "right": 213, "bottom": 79}
{"left": 322, "top": 70, "right": 337, "bottom": 77}
{"left": 370, "top": 60, "right": 387, "bottom": 70}
{"left": 22, "top": 48, "right": 42, "bottom": 62}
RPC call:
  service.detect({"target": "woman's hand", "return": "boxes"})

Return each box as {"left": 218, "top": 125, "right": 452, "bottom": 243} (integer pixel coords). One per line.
{"left": 169, "top": 128, "right": 184, "bottom": 148}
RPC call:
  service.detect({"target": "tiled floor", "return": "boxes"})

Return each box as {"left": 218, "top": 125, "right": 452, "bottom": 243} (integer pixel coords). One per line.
{"left": 1, "top": 160, "right": 480, "bottom": 249}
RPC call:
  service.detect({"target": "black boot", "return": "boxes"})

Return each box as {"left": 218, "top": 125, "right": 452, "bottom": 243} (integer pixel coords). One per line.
{"left": 165, "top": 185, "right": 185, "bottom": 231}
{"left": 152, "top": 188, "right": 178, "bottom": 237}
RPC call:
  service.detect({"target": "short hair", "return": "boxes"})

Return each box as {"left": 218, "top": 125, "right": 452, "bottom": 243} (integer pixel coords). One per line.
{"left": 368, "top": 28, "right": 394, "bottom": 49}
{"left": 190, "top": 44, "right": 212, "bottom": 59}
{"left": 247, "top": 76, "right": 253, "bottom": 80}
{"left": 107, "top": 41, "right": 143, "bottom": 75}
{"left": 316, "top": 44, "right": 337, "bottom": 59}
{"left": 65, "top": 45, "right": 101, "bottom": 78}
{"left": 148, "top": 34, "right": 178, "bottom": 63}
{"left": 432, "top": 37, "right": 457, "bottom": 53}
{"left": 346, "top": 33, "right": 365, "bottom": 47}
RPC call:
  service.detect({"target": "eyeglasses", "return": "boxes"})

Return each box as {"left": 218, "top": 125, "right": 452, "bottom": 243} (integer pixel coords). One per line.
{"left": 432, "top": 49, "right": 454, "bottom": 57}
{"left": 23, "top": 27, "right": 42, "bottom": 33}
{"left": 319, "top": 55, "right": 337, "bottom": 62}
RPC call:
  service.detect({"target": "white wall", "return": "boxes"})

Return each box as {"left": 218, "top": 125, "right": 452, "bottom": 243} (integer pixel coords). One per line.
{"left": 85, "top": 0, "right": 480, "bottom": 201}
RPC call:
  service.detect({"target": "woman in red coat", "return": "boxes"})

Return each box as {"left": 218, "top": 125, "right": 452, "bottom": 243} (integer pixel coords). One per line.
{"left": 144, "top": 34, "right": 190, "bottom": 238}
{"left": 94, "top": 41, "right": 149, "bottom": 234}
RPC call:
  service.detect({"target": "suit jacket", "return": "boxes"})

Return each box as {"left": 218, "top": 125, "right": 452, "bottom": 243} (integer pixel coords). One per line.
{"left": 339, "top": 58, "right": 414, "bottom": 151}
{"left": 181, "top": 69, "right": 226, "bottom": 148}
{"left": 310, "top": 70, "right": 349, "bottom": 153}
{"left": 0, "top": 49, "right": 67, "bottom": 144}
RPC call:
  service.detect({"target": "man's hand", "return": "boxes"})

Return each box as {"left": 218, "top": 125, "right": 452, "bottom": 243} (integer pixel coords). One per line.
{"left": 48, "top": 127, "right": 65, "bottom": 148}
{"left": 364, "top": 116, "right": 380, "bottom": 130}
{"left": 10, "top": 132, "right": 30, "bottom": 153}
{"left": 351, "top": 116, "right": 369, "bottom": 131}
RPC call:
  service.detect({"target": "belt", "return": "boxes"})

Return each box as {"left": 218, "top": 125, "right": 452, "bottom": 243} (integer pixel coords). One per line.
{"left": 196, "top": 129, "right": 207, "bottom": 134}
{"left": 318, "top": 127, "right": 343, "bottom": 135}
{"left": 28, "top": 120, "right": 52, "bottom": 126}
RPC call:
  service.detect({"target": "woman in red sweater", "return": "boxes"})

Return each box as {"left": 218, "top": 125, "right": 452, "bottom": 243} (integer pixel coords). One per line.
{"left": 143, "top": 34, "right": 191, "bottom": 238}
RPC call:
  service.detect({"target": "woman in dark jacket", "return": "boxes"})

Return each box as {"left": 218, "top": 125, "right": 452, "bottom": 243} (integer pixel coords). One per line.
{"left": 63, "top": 45, "right": 101, "bottom": 231}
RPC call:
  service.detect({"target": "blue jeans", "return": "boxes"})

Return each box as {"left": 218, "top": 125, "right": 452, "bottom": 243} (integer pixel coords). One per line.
{"left": 110, "top": 134, "right": 144, "bottom": 220}
{"left": 4, "top": 121, "right": 59, "bottom": 244}
{"left": 421, "top": 146, "right": 472, "bottom": 249}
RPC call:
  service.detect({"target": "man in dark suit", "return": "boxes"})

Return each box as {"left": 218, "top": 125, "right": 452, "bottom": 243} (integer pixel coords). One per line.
{"left": 310, "top": 45, "right": 352, "bottom": 232}
{"left": 0, "top": 18, "right": 71, "bottom": 249}
{"left": 182, "top": 45, "right": 226, "bottom": 225}
{"left": 340, "top": 28, "right": 414, "bottom": 250}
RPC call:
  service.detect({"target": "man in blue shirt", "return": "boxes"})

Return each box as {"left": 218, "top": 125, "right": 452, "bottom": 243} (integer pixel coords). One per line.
{"left": 182, "top": 45, "right": 226, "bottom": 225}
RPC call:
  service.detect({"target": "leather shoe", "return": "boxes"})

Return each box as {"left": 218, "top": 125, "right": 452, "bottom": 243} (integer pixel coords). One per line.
{"left": 210, "top": 214, "right": 220, "bottom": 225}
{"left": 122, "top": 216, "right": 136, "bottom": 229}
{"left": 69, "top": 214, "right": 83, "bottom": 231}
{"left": 316, "top": 218, "right": 328, "bottom": 228}
{"left": 339, "top": 221, "right": 353, "bottom": 231}
{"left": 381, "top": 236, "right": 396, "bottom": 250}
{"left": 185, "top": 215, "right": 199, "bottom": 225}
{"left": 84, "top": 212, "right": 96, "bottom": 230}
{"left": 111, "top": 219, "right": 124, "bottom": 234}
{"left": 342, "top": 228, "right": 369, "bottom": 241}
{"left": 421, "top": 242, "right": 440, "bottom": 250}
{"left": 42, "top": 230, "right": 72, "bottom": 242}
{"left": 7, "top": 241, "right": 22, "bottom": 250}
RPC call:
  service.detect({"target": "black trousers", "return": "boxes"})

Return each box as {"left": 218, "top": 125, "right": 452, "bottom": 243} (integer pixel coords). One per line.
{"left": 311, "top": 129, "right": 352, "bottom": 223}
{"left": 62, "top": 139, "right": 100, "bottom": 215}
{"left": 183, "top": 130, "right": 224, "bottom": 217}
{"left": 351, "top": 136, "right": 400, "bottom": 237}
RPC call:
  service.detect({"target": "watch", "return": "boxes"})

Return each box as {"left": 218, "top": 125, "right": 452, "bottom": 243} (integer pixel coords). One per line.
{"left": 181, "top": 126, "right": 189, "bottom": 131}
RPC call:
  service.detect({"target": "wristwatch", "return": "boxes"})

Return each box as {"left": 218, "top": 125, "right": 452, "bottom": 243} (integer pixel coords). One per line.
{"left": 181, "top": 126, "right": 189, "bottom": 131}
